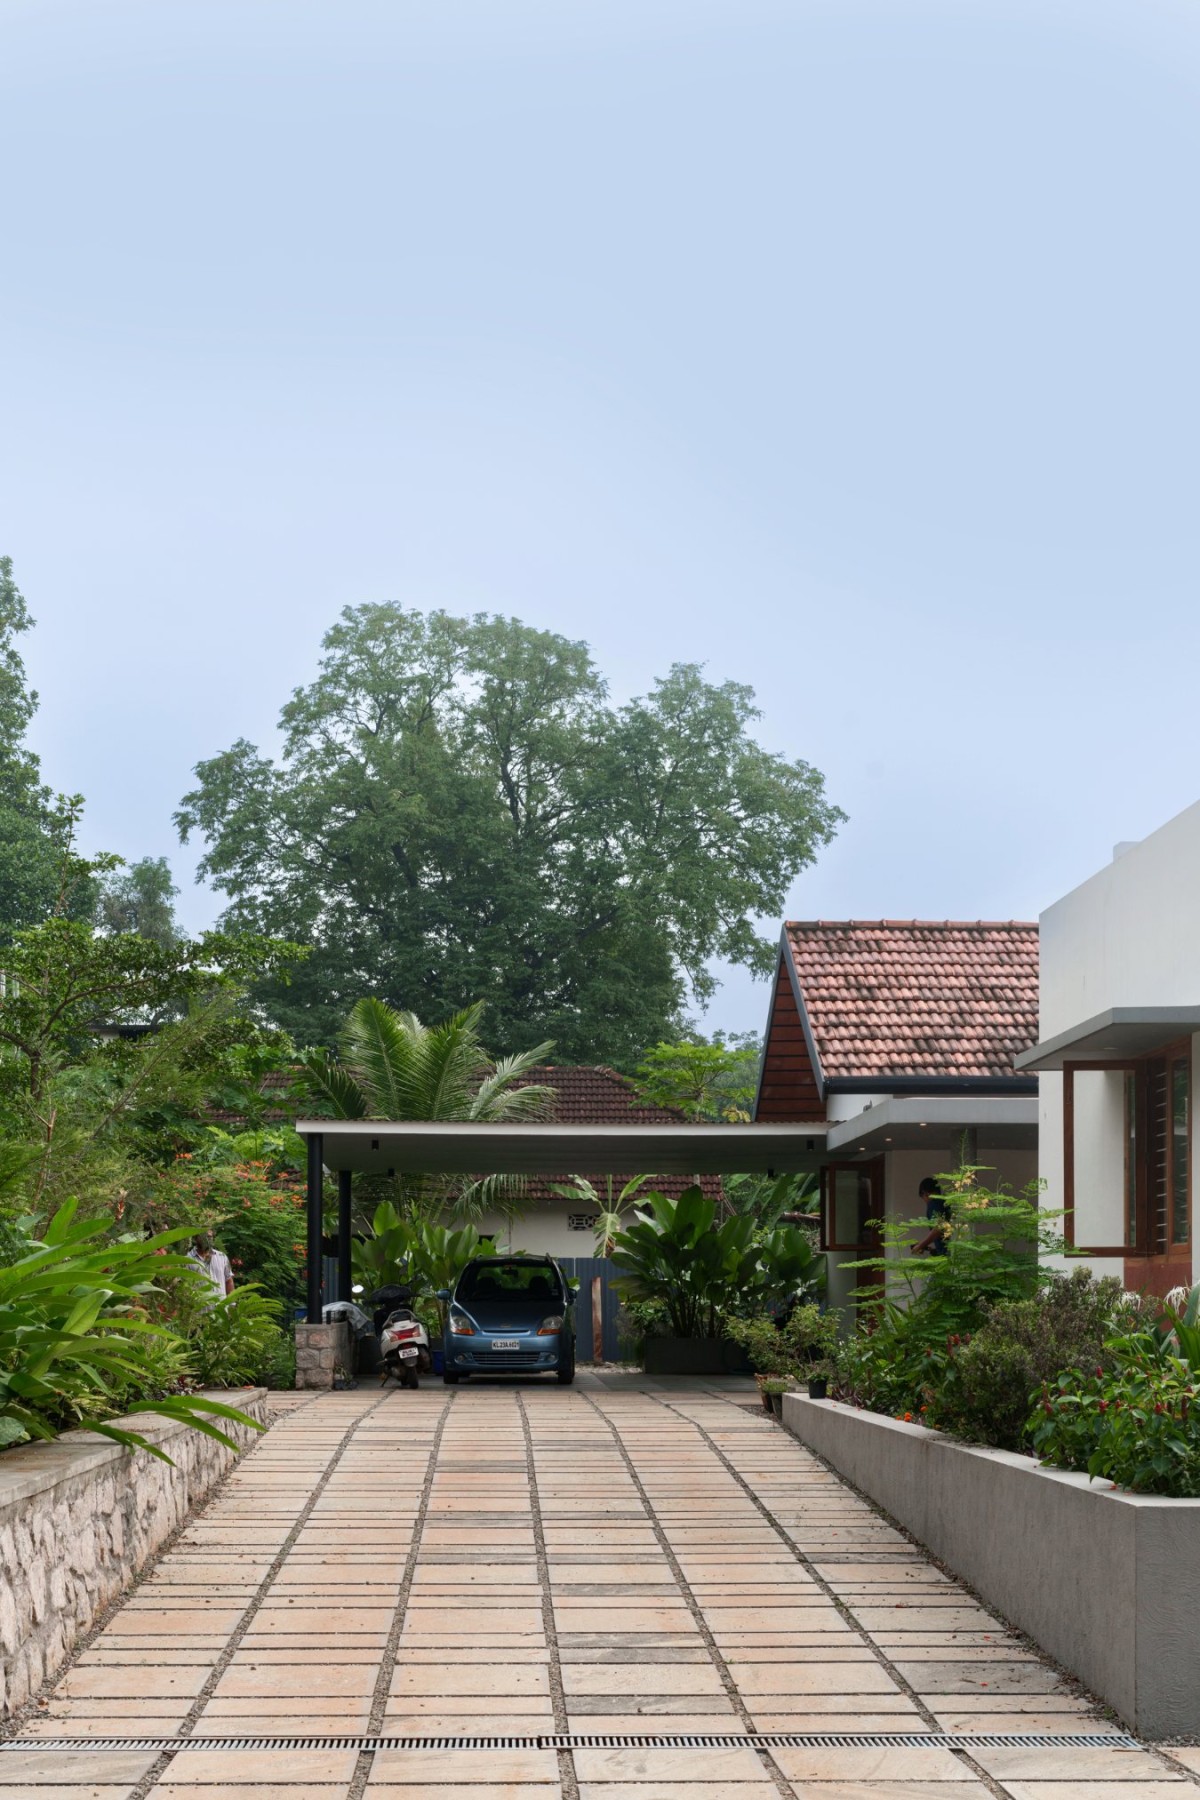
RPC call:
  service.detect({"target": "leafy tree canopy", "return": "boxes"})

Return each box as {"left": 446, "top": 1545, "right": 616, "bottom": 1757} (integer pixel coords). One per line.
{"left": 176, "top": 606, "right": 845, "bottom": 1062}
{"left": 633, "top": 1033, "right": 761, "bottom": 1122}
{"left": 0, "top": 558, "right": 78, "bottom": 941}
{"left": 97, "top": 856, "right": 181, "bottom": 946}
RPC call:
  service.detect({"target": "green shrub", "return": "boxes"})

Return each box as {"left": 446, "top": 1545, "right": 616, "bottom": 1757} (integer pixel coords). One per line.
{"left": 616, "top": 1297, "right": 672, "bottom": 1360}
{"left": 178, "top": 1286, "right": 287, "bottom": 1388}
{"left": 152, "top": 1159, "right": 307, "bottom": 1311}
{"left": 0, "top": 1203, "right": 264, "bottom": 1458}
{"left": 929, "top": 1269, "right": 1136, "bottom": 1451}
{"left": 833, "top": 1302, "right": 946, "bottom": 1419}
{"left": 254, "top": 1329, "right": 297, "bottom": 1390}
{"left": 725, "top": 1305, "right": 841, "bottom": 1380}
{"left": 1031, "top": 1348, "right": 1200, "bottom": 1496}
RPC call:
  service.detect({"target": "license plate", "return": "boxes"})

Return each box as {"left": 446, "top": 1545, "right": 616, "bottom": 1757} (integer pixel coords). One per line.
{"left": 490, "top": 1338, "right": 521, "bottom": 1351}
{"left": 398, "top": 1347, "right": 418, "bottom": 1359}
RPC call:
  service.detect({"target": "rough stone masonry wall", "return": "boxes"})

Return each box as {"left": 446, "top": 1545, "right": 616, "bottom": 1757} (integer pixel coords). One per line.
{"left": 294, "top": 1319, "right": 353, "bottom": 1388}
{"left": 0, "top": 1389, "right": 268, "bottom": 1715}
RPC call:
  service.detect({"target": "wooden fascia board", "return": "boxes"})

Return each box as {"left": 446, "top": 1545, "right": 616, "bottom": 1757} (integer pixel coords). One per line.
{"left": 782, "top": 931, "right": 826, "bottom": 1105}
{"left": 752, "top": 932, "right": 826, "bottom": 1118}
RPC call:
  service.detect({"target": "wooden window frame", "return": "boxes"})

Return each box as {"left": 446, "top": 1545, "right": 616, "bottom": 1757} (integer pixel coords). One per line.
{"left": 820, "top": 1160, "right": 883, "bottom": 1253}
{"left": 1064, "top": 1040, "right": 1192, "bottom": 1257}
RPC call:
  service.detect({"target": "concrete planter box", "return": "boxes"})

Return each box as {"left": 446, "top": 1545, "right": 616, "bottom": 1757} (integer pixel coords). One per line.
{"left": 642, "top": 1337, "right": 751, "bottom": 1376}
{"left": 782, "top": 1392, "right": 1200, "bottom": 1739}
{"left": 0, "top": 1389, "right": 268, "bottom": 1715}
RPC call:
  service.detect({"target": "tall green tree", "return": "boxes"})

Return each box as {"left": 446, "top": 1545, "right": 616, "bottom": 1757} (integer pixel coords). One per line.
{"left": 97, "top": 856, "right": 181, "bottom": 946}
{"left": 176, "top": 606, "right": 845, "bottom": 1062}
{"left": 0, "top": 558, "right": 73, "bottom": 940}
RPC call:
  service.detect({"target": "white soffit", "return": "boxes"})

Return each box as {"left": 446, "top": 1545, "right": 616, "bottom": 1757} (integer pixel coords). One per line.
{"left": 825, "top": 1095, "right": 1039, "bottom": 1155}
{"left": 1014, "top": 1007, "right": 1200, "bottom": 1072}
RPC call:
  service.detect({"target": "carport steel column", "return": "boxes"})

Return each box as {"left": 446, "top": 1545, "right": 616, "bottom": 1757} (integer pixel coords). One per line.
{"left": 306, "top": 1130, "right": 324, "bottom": 1324}
{"left": 337, "top": 1167, "right": 353, "bottom": 1306}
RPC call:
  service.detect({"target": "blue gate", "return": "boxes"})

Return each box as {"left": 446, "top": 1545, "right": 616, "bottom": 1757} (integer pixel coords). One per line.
{"left": 557, "top": 1255, "right": 624, "bottom": 1361}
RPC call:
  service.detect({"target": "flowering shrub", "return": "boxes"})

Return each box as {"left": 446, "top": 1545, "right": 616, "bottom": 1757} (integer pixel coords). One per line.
{"left": 1031, "top": 1349, "right": 1200, "bottom": 1497}
{"left": 926, "top": 1269, "right": 1141, "bottom": 1451}
{"left": 152, "top": 1158, "right": 308, "bottom": 1311}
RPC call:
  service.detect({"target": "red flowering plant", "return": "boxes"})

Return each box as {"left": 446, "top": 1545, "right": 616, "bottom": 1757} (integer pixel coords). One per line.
{"left": 1031, "top": 1345, "right": 1200, "bottom": 1497}
{"left": 149, "top": 1155, "right": 310, "bottom": 1313}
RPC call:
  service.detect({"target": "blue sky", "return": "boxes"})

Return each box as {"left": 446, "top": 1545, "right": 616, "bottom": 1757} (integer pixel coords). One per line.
{"left": 2, "top": 0, "right": 1198, "bottom": 1036}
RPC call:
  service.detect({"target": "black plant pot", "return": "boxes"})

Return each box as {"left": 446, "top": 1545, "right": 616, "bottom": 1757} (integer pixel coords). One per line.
{"left": 807, "top": 1377, "right": 828, "bottom": 1400}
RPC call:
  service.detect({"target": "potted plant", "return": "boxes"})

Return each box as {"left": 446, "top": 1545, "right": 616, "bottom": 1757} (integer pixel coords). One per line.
{"left": 806, "top": 1357, "right": 834, "bottom": 1400}
{"left": 761, "top": 1377, "right": 792, "bottom": 1418}
{"left": 755, "top": 1372, "right": 784, "bottom": 1415}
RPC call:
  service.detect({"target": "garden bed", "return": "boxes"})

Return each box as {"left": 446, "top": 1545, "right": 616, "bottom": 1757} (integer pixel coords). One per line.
{"left": 782, "top": 1392, "right": 1200, "bottom": 1739}
{"left": 0, "top": 1390, "right": 268, "bottom": 1715}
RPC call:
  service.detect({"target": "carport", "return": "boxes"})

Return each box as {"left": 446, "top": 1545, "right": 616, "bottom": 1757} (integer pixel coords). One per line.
{"left": 294, "top": 1117, "right": 829, "bottom": 1332}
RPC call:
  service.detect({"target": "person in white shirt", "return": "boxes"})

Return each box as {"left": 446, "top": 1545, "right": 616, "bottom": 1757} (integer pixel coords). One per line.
{"left": 190, "top": 1233, "right": 234, "bottom": 1301}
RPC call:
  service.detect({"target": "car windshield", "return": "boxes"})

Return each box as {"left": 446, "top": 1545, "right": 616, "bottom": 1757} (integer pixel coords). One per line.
{"left": 458, "top": 1261, "right": 562, "bottom": 1305}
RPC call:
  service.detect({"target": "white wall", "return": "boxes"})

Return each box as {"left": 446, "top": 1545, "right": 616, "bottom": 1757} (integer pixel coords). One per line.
{"left": 474, "top": 1202, "right": 602, "bottom": 1261}
{"left": 1040, "top": 799, "right": 1200, "bottom": 1039}
{"left": 1037, "top": 800, "right": 1200, "bottom": 1283}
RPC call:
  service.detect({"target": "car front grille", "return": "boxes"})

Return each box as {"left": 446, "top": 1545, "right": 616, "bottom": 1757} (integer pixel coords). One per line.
{"left": 469, "top": 1350, "right": 544, "bottom": 1366}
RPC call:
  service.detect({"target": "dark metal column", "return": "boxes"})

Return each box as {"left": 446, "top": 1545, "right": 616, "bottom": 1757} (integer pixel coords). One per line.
{"left": 306, "top": 1132, "right": 324, "bottom": 1324}
{"left": 337, "top": 1168, "right": 353, "bottom": 1306}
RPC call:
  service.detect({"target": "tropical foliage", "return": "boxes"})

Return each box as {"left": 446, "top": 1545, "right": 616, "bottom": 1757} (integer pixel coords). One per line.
{"left": 300, "top": 997, "right": 555, "bottom": 1220}
{"left": 632, "top": 1035, "right": 761, "bottom": 1122}
{"left": 0, "top": 1203, "right": 265, "bottom": 1456}
{"left": 611, "top": 1187, "right": 826, "bottom": 1340}
{"left": 351, "top": 1205, "right": 496, "bottom": 1327}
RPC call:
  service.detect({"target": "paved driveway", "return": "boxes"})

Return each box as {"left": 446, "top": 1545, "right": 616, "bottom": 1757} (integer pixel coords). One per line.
{"left": 4, "top": 1374, "right": 1199, "bottom": 1799}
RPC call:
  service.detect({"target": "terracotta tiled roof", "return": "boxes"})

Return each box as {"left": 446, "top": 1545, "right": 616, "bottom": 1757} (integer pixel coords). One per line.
{"left": 508, "top": 1065, "right": 725, "bottom": 1203}
{"left": 784, "top": 920, "right": 1039, "bottom": 1081}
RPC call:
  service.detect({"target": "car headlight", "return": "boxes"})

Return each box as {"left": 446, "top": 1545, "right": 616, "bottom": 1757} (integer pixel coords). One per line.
{"left": 449, "top": 1310, "right": 475, "bottom": 1335}
{"left": 537, "top": 1314, "right": 564, "bottom": 1335}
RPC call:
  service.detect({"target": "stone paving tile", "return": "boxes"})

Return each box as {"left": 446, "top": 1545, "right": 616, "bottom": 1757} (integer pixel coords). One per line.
{"left": 0, "top": 1752, "right": 159, "bottom": 1784}
{"left": 968, "top": 1744, "right": 1178, "bottom": 1780}
{"left": 10, "top": 1380, "right": 1135, "bottom": 1797}
{"left": 995, "top": 1788, "right": 1187, "bottom": 1800}
{"left": 365, "top": 1788, "right": 561, "bottom": 1799}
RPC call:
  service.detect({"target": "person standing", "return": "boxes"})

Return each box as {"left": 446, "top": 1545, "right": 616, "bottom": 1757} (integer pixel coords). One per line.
{"left": 190, "top": 1232, "right": 234, "bottom": 1300}
{"left": 913, "top": 1177, "right": 951, "bottom": 1255}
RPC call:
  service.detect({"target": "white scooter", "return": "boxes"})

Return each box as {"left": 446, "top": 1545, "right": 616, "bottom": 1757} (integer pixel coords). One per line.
{"left": 372, "top": 1285, "right": 432, "bottom": 1389}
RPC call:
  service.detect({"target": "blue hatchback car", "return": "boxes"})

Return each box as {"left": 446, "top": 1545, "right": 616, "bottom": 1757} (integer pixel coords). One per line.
{"left": 440, "top": 1256, "right": 576, "bottom": 1384}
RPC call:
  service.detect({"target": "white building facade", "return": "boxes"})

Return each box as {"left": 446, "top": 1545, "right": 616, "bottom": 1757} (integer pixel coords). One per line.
{"left": 1018, "top": 801, "right": 1200, "bottom": 1296}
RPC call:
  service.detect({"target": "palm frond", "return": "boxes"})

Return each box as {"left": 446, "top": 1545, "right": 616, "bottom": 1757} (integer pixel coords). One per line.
{"left": 296, "top": 1048, "right": 367, "bottom": 1119}
{"left": 423, "top": 1004, "right": 491, "bottom": 1119}
{"left": 340, "top": 998, "right": 416, "bottom": 1118}
{"left": 471, "top": 1041, "right": 557, "bottom": 1120}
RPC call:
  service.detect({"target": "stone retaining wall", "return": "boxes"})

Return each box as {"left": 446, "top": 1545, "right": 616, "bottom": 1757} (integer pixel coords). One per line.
{"left": 0, "top": 1390, "right": 268, "bottom": 1715}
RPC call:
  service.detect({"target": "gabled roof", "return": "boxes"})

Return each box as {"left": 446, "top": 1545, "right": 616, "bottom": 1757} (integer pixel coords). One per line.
{"left": 508, "top": 1065, "right": 725, "bottom": 1202}
{"left": 755, "top": 919, "right": 1039, "bottom": 1120}
{"left": 783, "top": 920, "right": 1039, "bottom": 1084}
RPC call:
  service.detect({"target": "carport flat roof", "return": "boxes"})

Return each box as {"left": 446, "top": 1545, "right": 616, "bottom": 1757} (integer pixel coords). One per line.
{"left": 294, "top": 1118, "right": 828, "bottom": 1175}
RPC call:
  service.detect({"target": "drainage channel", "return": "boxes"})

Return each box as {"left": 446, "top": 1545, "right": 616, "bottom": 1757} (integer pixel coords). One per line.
{"left": 3, "top": 1731, "right": 1142, "bottom": 1753}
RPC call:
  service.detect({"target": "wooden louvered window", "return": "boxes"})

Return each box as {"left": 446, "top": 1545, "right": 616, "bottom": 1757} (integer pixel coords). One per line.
{"left": 1064, "top": 1042, "right": 1191, "bottom": 1255}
